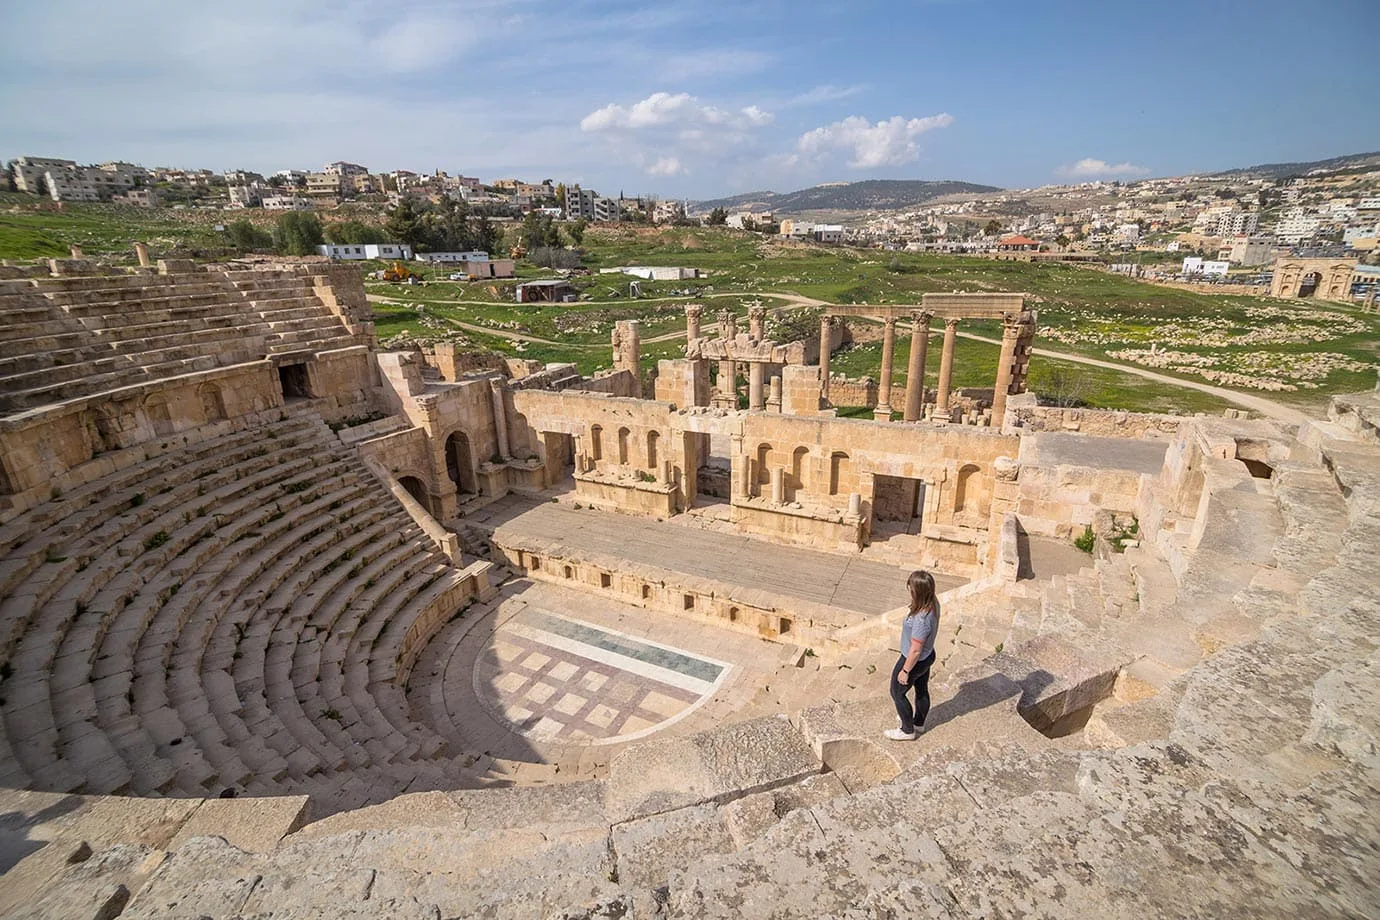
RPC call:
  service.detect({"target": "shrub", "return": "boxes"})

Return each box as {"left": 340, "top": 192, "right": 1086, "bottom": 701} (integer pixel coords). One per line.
{"left": 143, "top": 531, "right": 171, "bottom": 552}
{"left": 1073, "top": 525, "right": 1096, "bottom": 554}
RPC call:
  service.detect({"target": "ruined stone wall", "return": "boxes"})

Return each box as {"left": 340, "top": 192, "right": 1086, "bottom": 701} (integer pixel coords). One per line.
{"left": 653, "top": 359, "right": 710, "bottom": 409}
{"left": 827, "top": 376, "right": 877, "bottom": 408}
{"left": 303, "top": 346, "right": 378, "bottom": 421}
{"left": 1009, "top": 462, "right": 1145, "bottom": 539}
{"left": 1010, "top": 404, "right": 1185, "bottom": 440}
{"left": 571, "top": 370, "right": 640, "bottom": 398}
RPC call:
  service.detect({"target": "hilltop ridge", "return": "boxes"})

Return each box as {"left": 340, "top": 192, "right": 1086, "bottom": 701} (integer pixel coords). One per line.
{"left": 691, "top": 179, "right": 1003, "bottom": 215}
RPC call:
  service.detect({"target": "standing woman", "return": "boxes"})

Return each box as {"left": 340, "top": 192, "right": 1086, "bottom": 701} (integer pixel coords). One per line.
{"left": 886, "top": 570, "right": 939, "bottom": 741}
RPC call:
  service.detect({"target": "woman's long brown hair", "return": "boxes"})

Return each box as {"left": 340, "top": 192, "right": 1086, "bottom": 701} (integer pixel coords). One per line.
{"left": 907, "top": 570, "right": 936, "bottom": 616}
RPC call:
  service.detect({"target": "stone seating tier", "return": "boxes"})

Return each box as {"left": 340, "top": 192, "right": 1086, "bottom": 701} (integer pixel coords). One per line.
{"left": 0, "top": 270, "right": 365, "bottom": 417}
{"left": 0, "top": 413, "right": 486, "bottom": 810}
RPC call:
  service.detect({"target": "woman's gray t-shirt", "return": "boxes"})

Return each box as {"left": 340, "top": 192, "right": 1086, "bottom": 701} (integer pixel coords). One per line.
{"left": 899, "top": 602, "right": 940, "bottom": 661}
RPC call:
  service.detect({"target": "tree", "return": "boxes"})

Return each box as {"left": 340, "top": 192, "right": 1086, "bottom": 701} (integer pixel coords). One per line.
{"left": 274, "top": 212, "right": 324, "bottom": 255}
{"left": 325, "top": 220, "right": 385, "bottom": 245}
{"left": 473, "top": 215, "right": 504, "bottom": 255}
{"left": 554, "top": 183, "right": 567, "bottom": 213}
{"left": 566, "top": 218, "right": 587, "bottom": 246}
{"left": 519, "top": 210, "right": 561, "bottom": 251}
{"left": 707, "top": 207, "right": 728, "bottom": 226}
{"left": 1055, "top": 233, "right": 1071, "bottom": 250}
{"left": 984, "top": 219, "right": 1003, "bottom": 237}
{"left": 226, "top": 219, "right": 274, "bottom": 252}
{"left": 384, "top": 199, "right": 426, "bottom": 249}
{"left": 1030, "top": 364, "right": 1089, "bottom": 408}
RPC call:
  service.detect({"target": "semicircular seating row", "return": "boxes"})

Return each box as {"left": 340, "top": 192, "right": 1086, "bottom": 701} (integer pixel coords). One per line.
{"left": 0, "top": 268, "right": 359, "bottom": 415}
{"left": 0, "top": 414, "right": 496, "bottom": 817}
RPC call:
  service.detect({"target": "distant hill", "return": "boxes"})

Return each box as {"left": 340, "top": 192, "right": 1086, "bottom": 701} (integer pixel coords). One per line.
{"left": 691, "top": 179, "right": 1003, "bottom": 215}
{"left": 1208, "top": 151, "right": 1380, "bottom": 180}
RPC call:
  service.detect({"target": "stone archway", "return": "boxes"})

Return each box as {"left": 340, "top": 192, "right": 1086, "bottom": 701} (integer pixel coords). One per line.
{"left": 397, "top": 475, "right": 431, "bottom": 513}
{"left": 1270, "top": 257, "right": 1357, "bottom": 303}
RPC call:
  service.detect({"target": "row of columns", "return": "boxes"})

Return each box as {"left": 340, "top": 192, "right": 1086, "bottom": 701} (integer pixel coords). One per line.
{"left": 821, "top": 311, "right": 1024, "bottom": 424}
{"left": 696, "top": 306, "right": 775, "bottom": 412}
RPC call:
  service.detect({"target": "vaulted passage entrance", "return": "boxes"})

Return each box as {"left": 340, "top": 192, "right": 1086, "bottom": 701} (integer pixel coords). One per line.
{"left": 872, "top": 474, "right": 926, "bottom": 540}
{"left": 446, "top": 431, "right": 477, "bottom": 496}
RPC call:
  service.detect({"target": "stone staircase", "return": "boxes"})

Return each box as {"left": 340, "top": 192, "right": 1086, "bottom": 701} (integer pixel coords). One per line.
{"left": 0, "top": 268, "right": 361, "bottom": 414}
{"left": 1, "top": 412, "right": 1376, "bottom": 918}
{"left": 0, "top": 412, "right": 490, "bottom": 813}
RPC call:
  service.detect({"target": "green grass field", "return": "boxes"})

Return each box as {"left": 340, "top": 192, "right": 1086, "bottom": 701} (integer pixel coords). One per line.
{"left": 3, "top": 205, "right": 1375, "bottom": 414}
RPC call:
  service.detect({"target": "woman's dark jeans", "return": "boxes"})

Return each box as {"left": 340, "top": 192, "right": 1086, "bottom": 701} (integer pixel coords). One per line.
{"left": 890, "top": 652, "right": 935, "bottom": 733}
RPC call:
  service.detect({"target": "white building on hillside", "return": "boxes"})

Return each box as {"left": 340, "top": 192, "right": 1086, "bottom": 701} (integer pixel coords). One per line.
{"left": 317, "top": 243, "right": 413, "bottom": 260}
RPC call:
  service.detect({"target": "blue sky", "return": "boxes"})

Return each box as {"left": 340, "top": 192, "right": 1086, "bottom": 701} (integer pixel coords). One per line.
{"left": 3, "top": 0, "right": 1377, "bottom": 198}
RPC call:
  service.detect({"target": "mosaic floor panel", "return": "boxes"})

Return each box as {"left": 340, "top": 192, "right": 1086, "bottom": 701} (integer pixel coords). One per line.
{"left": 474, "top": 607, "right": 731, "bottom": 745}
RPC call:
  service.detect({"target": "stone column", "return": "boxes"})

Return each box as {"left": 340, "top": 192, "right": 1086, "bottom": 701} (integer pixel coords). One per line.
{"left": 748, "top": 305, "right": 767, "bottom": 341}
{"left": 991, "top": 313, "right": 1022, "bottom": 428}
{"left": 873, "top": 317, "right": 898, "bottom": 421}
{"left": 685, "top": 304, "right": 703, "bottom": 342}
{"left": 134, "top": 242, "right": 151, "bottom": 267}
{"left": 818, "top": 315, "right": 835, "bottom": 402}
{"left": 731, "top": 433, "right": 750, "bottom": 498}
{"left": 770, "top": 467, "right": 785, "bottom": 504}
{"left": 69, "top": 244, "right": 83, "bottom": 258}
{"left": 489, "top": 379, "right": 510, "bottom": 460}
{"left": 725, "top": 313, "right": 739, "bottom": 408}
{"left": 934, "top": 317, "right": 960, "bottom": 421}
{"left": 613, "top": 319, "right": 641, "bottom": 398}
{"left": 749, "top": 363, "right": 766, "bottom": 411}
{"left": 767, "top": 375, "right": 782, "bottom": 413}
{"left": 903, "top": 311, "right": 932, "bottom": 422}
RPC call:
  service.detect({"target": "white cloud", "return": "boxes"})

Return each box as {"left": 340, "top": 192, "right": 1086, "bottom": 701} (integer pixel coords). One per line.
{"left": 579, "top": 92, "right": 774, "bottom": 183}
{"left": 1057, "top": 158, "right": 1151, "bottom": 179}
{"left": 646, "top": 157, "right": 685, "bottom": 176}
{"left": 794, "top": 114, "right": 954, "bottom": 169}
{"left": 784, "top": 84, "right": 867, "bottom": 108}
{"left": 581, "top": 92, "right": 773, "bottom": 133}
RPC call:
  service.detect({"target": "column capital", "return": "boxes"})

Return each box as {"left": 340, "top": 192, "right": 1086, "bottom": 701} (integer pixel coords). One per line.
{"left": 910, "top": 309, "right": 933, "bottom": 327}
{"left": 748, "top": 305, "right": 767, "bottom": 322}
{"left": 882, "top": 315, "right": 899, "bottom": 331}
{"left": 944, "top": 316, "right": 961, "bottom": 331}
{"left": 716, "top": 310, "right": 735, "bottom": 337}
{"left": 685, "top": 303, "right": 704, "bottom": 319}
{"left": 821, "top": 314, "right": 836, "bottom": 328}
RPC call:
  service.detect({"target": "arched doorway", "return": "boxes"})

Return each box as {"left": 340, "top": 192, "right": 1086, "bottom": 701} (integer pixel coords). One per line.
{"left": 1298, "top": 271, "right": 1320, "bottom": 298}
{"left": 646, "top": 430, "right": 660, "bottom": 471}
{"left": 398, "top": 475, "right": 430, "bottom": 512}
{"left": 445, "top": 431, "right": 477, "bottom": 496}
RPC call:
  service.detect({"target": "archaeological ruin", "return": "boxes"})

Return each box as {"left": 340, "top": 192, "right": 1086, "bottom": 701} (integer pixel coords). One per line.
{"left": 0, "top": 257, "right": 1376, "bottom": 918}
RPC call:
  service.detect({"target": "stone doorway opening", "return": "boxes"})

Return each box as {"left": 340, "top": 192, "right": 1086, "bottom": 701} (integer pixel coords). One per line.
{"left": 1298, "top": 271, "right": 1321, "bottom": 298}
{"left": 543, "top": 431, "right": 575, "bottom": 485}
{"left": 693, "top": 431, "right": 731, "bottom": 515}
{"left": 872, "top": 474, "right": 926, "bottom": 541}
{"left": 277, "top": 363, "right": 311, "bottom": 400}
{"left": 446, "top": 431, "right": 477, "bottom": 496}
{"left": 398, "top": 475, "right": 430, "bottom": 513}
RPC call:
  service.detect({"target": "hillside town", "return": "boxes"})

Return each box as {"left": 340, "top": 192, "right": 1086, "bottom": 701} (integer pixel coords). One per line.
{"left": 6, "top": 151, "right": 1380, "bottom": 305}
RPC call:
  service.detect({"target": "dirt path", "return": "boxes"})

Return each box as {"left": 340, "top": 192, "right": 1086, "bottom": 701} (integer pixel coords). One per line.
{"left": 955, "top": 331, "right": 1312, "bottom": 424}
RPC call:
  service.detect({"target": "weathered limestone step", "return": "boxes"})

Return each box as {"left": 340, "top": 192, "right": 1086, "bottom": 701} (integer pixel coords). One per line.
{"left": 604, "top": 714, "right": 821, "bottom": 823}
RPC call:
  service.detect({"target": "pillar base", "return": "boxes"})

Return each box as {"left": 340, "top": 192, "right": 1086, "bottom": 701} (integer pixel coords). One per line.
{"left": 872, "top": 406, "right": 893, "bottom": 422}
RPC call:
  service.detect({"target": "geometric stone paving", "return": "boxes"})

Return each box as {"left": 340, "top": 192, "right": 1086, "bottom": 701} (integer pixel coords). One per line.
{"left": 473, "top": 607, "right": 731, "bottom": 746}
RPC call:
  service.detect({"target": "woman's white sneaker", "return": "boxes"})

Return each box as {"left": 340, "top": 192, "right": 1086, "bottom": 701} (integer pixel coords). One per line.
{"left": 884, "top": 728, "right": 917, "bottom": 741}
